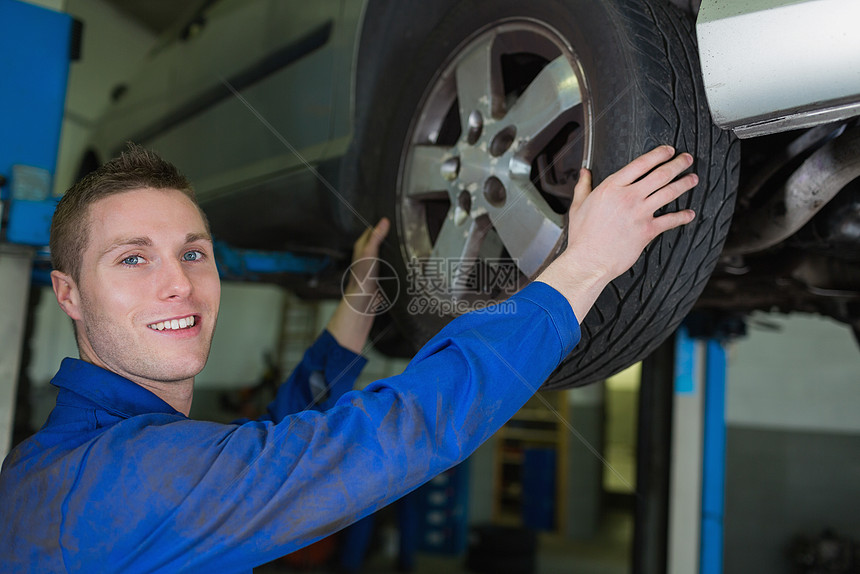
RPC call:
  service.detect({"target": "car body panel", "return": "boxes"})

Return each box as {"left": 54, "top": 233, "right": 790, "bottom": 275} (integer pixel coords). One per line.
{"left": 697, "top": 0, "right": 860, "bottom": 138}
{"left": 86, "top": 0, "right": 368, "bottom": 255}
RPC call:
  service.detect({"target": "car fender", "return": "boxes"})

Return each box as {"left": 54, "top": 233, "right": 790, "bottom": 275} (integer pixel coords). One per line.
{"left": 696, "top": 0, "right": 860, "bottom": 138}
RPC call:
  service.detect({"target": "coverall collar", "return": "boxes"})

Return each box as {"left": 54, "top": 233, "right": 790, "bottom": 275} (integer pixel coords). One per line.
{"left": 51, "top": 357, "right": 183, "bottom": 419}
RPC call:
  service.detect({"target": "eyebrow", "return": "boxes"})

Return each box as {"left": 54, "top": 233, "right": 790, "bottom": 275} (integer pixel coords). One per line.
{"left": 101, "top": 233, "right": 212, "bottom": 257}
{"left": 101, "top": 236, "right": 152, "bottom": 257}
{"left": 185, "top": 232, "right": 212, "bottom": 244}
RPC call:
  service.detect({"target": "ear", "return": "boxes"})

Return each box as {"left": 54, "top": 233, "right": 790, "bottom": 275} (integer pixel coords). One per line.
{"left": 51, "top": 270, "right": 83, "bottom": 321}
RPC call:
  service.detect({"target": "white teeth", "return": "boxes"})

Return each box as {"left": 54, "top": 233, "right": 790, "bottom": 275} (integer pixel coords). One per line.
{"left": 148, "top": 316, "right": 195, "bottom": 331}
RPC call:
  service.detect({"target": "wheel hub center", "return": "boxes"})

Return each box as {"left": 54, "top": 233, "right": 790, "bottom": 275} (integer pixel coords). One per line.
{"left": 456, "top": 144, "right": 496, "bottom": 188}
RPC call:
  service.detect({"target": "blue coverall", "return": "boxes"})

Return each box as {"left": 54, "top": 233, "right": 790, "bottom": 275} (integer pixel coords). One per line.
{"left": 0, "top": 281, "right": 579, "bottom": 573}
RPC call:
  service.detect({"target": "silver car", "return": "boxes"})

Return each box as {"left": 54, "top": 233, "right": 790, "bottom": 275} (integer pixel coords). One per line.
{"left": 80, "top": 0, "right": 860, "bottom": 388}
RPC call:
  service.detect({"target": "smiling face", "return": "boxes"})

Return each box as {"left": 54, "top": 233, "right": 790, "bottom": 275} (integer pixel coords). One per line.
{"left": 51, "top": 187, "right": 221, "bottom": 398}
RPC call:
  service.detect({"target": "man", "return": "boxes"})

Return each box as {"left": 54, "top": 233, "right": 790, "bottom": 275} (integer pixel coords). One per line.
{"left": 0, "top": 143, "right": 697, "bottom": 572}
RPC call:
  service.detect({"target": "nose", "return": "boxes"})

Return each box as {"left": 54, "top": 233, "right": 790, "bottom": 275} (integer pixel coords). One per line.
{"left": 157, "top": 257, "right": 193, "bottom": 300}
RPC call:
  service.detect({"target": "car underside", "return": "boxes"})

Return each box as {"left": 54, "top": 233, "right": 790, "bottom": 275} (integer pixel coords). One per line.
{"left": 695, "top": 121, "right": 860, "bottom": 340}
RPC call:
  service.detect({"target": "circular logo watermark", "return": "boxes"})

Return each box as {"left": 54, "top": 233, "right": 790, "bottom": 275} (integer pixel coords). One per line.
{"left": 341, "top": 257, "right": 400, "bottom": 316}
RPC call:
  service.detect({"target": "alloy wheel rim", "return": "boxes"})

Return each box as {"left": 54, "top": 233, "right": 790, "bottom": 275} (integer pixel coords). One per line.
{"left": 397, "top": 19, "right": 592, "bottom": 306}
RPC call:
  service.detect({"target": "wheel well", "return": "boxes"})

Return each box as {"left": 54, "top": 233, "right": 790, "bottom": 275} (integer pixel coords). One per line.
{"left": 354, "top": 0, "right": 460, "bottom": 132}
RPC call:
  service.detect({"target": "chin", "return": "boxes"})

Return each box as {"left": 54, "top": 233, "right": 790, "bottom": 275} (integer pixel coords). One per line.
{"left": 155, "top": 355, "right": 209, "bottom": 383}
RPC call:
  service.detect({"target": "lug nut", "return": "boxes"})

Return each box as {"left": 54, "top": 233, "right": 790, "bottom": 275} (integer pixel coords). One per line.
{"left": 483, "top": 177, "right": 506, "bottom": 207}
{"left": 454, "top": 190, "right": 472, "bottom": 225}
{"left": 441, "top": 157, "right": 460, "bottom": 181}
{"left": 490, "top": 126, "right": 517, "bottom": 157}
{"left": 467, "top": 110, "right": 484, "bottom": 145}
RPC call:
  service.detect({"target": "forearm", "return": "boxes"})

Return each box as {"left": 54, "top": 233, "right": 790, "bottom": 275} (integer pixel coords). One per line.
{"left": 327, "top": 217, "right": 391, "bottom": 354}
{"left": 535, "top": 249, "right": 613, "bottom": 322}
{"left": 256, "top": 329, "right": 367, "bottom": 422}
{"left": 325, "top": 297, "right": 374, "bottom": 355}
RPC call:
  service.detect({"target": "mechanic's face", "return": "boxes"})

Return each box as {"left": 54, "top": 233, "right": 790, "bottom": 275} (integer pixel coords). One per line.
{"left": 52, "top": 188, "right": 220, "bottom": 392}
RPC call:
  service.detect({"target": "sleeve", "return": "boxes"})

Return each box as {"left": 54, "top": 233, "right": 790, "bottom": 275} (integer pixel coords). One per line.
{"left": 261, "top": 330, "right": 368, "bottom": 422}
{"left": 60, "top": 282, "right": 580, "bottom": 574}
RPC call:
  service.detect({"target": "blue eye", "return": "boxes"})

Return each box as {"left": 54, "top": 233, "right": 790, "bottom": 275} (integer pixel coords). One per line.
{"left": 183, "top": 250, "right": 203, "bottom": 262}
{"left": 122, "top": 255, "right": 142, "bottom": 266}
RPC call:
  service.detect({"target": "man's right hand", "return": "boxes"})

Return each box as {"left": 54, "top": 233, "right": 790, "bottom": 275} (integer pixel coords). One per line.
{"left": 536, "top": 145, "right": 698, "bottom": 321}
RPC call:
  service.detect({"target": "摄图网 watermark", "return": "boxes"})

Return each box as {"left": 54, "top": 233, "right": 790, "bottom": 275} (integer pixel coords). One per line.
{"left": 342, "top": 257, "right": 521, "bottom": 317}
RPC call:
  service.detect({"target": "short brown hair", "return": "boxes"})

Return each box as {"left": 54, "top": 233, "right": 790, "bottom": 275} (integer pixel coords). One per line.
{"left": 50, "top": 143, "right": 209, "bottom": 283}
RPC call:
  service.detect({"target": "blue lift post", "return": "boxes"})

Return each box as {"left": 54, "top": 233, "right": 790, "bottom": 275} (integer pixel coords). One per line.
{"left": 699, "top": 339, "right": 727, "bottom": 574}
{"left": 0, "top": 0, "right": 74, "bottom": 247}
{"left": 0, "top": 0, "right": 75, "bottom": 462}
{"left": 667, "top": 326, "right": 729, "bottom": 574}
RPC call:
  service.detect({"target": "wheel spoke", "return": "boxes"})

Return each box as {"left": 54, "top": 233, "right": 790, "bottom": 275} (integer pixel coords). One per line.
{"left": 403, "top": 144, "right": 454, "bottom": 200}
{"left": 489, "top": 181, "right": 564, "bottom": 277}
{"left": 455, "top": 35, "right": 504, "bottom": 125}
{"left": 503, "top": 55, "right": 582, "bottom": 147}
{"left": 427, "top": 215, "right": 493, "bottom": 299}
{"left": 478, "top": 227, "right": 505, "bottom": 261}
{"left": 431, "top": 213, "right": 488, "bottom": 262}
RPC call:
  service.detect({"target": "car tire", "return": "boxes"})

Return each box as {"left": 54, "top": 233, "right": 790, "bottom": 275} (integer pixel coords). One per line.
{"left": 359, "top": 0, "right": 739, "bottom": 387}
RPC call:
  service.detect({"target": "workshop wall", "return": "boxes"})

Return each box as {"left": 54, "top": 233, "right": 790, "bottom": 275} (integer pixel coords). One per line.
{"left": 724, "top": 313, "right": 860, "bottom": 574}
{"left": 727, "top": 313, "right": 860, "bottom": 433}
